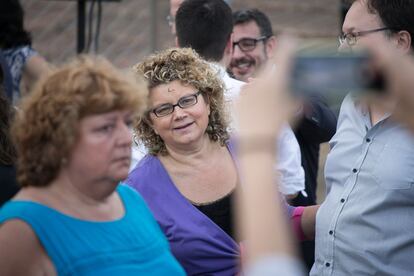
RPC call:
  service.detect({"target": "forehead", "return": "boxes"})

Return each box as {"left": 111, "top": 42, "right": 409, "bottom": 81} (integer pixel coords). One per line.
{"left": 80, "top": 110, "right": 130, "bottom": 126}
{"left": 233, "top": 21, "right": 261, "bottom": 41}
{"left": 343, "top": 0, "right": 383, "bottom": 32}
{"left": 150, "top": 80, "right": 196, "bottom": 105}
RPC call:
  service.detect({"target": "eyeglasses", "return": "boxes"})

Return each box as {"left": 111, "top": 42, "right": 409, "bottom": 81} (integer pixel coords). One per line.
{"left": 166, "top": 15, "right": 175, "bottom": 27}
{"left": 339, "top": 27, "right": 393, "bottom": 46}
{"left": 233, "top": 36, "right": 269, "bottom": 52}
{"left": 150, "top": 91, "right": 202, "bottom": 117}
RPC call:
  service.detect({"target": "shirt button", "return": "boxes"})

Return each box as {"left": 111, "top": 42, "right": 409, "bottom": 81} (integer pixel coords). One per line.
{"left": 326, "top": 262, "right": 331, "bottom": 267}
{"left": 329, "top": 230, "right": 334, "bottom": 235}
{"left": 340, "top": 198, "right": 345, "bottom": 203}
{"left": 366, "top": 138, "right": 371, "bottom": 143}
{"left": 352, "top": 168, "right": 358, "bottom": 173}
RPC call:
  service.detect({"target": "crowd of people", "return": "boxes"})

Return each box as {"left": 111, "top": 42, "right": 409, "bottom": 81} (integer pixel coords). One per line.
{"left": 1, "top": 0, "right": 414, "bottom": 275}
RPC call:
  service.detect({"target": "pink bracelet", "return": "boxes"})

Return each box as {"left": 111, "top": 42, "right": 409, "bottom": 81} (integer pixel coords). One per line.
{"left": 292, "top": 206, "right": 307, "bottom": 241}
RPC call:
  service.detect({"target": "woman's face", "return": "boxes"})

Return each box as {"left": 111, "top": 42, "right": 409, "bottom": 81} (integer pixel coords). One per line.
{"left": 67, "top": 110, "right": 134, "bottom": 183}
{"left": 148, "top": 80, "right": 210, "bottom": 151}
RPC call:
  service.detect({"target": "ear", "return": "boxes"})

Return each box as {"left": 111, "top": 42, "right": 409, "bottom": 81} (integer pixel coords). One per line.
{"left": 395, "top": 30, "right": 412, "bottom": 54}
{"left": 222, "top": 33, "right": 234, "bottom": 67}
{"left": 225, "top": 33, "right": 234, "bottom": 57}
{"left": 265, "top": 36, "right": 277, "bottom": 58}
{"left": 175, "top": 36, "right": 180, "bottom": 47}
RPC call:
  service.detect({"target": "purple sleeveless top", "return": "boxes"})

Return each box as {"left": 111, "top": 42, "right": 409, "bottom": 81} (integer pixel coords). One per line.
{"left": 126, "top": 142, "right": 295, "bottom": 276}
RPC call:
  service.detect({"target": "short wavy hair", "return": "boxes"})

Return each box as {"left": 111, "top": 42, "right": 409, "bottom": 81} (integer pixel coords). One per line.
{"left": 133, "top": 48, "right": 230, "bottom": 155}
{"left": 12, "top": 56, "right": 148, "bottom": 187}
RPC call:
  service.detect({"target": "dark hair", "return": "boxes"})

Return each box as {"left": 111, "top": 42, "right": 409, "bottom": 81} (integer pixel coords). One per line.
{"left": 233, "top": 9, "right": 273, "bottom": 38}
{"left": 175, "top": 0, "right": 233, "bottom": 62}
{"left": 0, "top": 68, "right": 16, "bottom": 166}
{"left": 0, "top": 0, "right": 32, "bottom": 49}
{"left": 365, "top": 0, "right": 414, "bottom": 50}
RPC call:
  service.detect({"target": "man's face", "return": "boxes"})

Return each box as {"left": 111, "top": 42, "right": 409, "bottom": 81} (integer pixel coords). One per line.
{"left": 230, "top": 21, "right": 271, "bottom": 82}
{"left": 169, "top": 0, "right": 184, "bottom": 35}
{"left": 341, "top": 0, "right": 401, "bottom": 109}
{"left": 340, "top": 0, "right": 394, "bottom": 52}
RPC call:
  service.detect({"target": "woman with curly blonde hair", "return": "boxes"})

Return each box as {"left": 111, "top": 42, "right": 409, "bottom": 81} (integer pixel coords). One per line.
{"left": 0, "top": 56, "right": 185, "bottom": 276}
{"left": 126, "top": 48, "right": 240, "bottom": 275}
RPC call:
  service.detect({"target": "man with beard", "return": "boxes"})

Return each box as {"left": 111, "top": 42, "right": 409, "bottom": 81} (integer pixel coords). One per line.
{"left": 230, "top": 9, "right": 276, "bottom": 82}
{"left": 230, "top": 8, "right": 337, "bottom": 271}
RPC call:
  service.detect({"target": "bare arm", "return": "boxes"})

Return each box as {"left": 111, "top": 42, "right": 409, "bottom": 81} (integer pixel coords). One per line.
{"left": 21, "top": 55, "right": 50, "bottom": 95}
{"left": 236, "top": 37, "right": 299, "bottom": 265}
{"left": 301, "top": 205, "right": 319, "bottom": 240}
{"left": 0, "top": 220, "right": 54, "bottom": 276}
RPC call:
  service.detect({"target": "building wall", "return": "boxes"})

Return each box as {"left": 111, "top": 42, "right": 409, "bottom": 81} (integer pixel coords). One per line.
{"left": 21, "top": 0, "right": 340, "bottom": 67}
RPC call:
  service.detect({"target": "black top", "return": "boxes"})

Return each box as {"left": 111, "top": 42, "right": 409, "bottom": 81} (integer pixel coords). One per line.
{"left": 0, "top": 165, "right": 19, "bottom": 206}
{"left": 292, "top": 95, "right": 337, "bottom": 206}
{"left": 193, "top": 191, "right": 235, "bottom": 241}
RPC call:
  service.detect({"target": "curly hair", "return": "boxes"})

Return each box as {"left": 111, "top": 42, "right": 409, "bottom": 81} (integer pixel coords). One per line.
{"left": 133, "top": 47, "right": 230, "bottom": 155}
{"left": 12, "top": 55, "right": 148, "bottom": 187}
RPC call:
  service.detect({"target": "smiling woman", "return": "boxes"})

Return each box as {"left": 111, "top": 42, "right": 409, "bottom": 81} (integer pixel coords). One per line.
{"left": 0, "top": 56, "right": 185, "bottom": 276}
{"left": 127, "top": 48, "right": 240, "bottom": 276}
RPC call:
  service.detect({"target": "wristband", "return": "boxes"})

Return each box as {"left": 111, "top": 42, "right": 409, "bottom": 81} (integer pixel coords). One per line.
{"left": 292, "top": 206, "right": 307, "bottom": 241}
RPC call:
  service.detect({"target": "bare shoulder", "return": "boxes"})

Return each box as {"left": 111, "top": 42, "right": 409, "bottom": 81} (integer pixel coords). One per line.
{"left": 0, "top": 219, "right": 55, "bottom": 276}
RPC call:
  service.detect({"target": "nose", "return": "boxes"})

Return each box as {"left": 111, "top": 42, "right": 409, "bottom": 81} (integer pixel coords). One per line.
{"left": 172, "top": 105, "right": 188, "bottom": 121}
{"left": 117, "top": 121, "right": 133, "bottom": 147}
{"left": 232, "top": 44, "right": 246, "bottom": 60}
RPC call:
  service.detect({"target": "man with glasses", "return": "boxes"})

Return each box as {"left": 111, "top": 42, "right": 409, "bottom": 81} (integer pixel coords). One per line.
{"left": 312, "top": 0, "right": 414, "bottom": 275}
{"left": 230, "top": 9, "right": 276, "bottom": 82}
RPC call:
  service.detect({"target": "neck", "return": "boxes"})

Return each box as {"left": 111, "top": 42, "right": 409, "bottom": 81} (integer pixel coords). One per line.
{"left": 368, "top": 96, "right": 396, "bottom": 125}
{"left": 49, "top": 170, "right": 118, "bottom": 205}
{"left": 220, "top": 54, "right": 230, "bottom": 69}
{"left": 163, "top": 135, "right": 217, "bottom": 166}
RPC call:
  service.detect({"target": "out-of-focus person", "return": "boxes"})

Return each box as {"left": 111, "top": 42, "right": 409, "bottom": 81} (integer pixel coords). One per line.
{"left": 167, "top": 0, "right": 184, "bottom": 35}
{"left": 0, "top": 68, "right": 19, "bottom": 206}
{"left": 0, "top": 0, "right": 49, "bottom": 102}
{"left": 127, "top": 47, "right": 316, "bottom": 276}
{"left": 175, "top": 0, "right": 305, "bottom": 198}
{"left": 0, "top": 56, "right": 185, "bottom": 276}
{"left": 237, "top": 36, "right": 306, "bottom": 276}
{"left": 230, "top": 9, "right": 337, "bottom": 270}
{"left": 312, "top": 1, "right": 414, "bottom": 275}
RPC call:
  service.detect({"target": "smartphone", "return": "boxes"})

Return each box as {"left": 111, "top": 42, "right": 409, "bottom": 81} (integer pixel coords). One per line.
{"left": 290, "top": 53, "right": 384, "bottom": 107}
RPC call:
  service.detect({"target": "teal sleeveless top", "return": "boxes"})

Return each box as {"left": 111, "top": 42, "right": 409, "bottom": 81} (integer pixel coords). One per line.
{"left": 0, "top": 184, "right": 185, "bottom": 276}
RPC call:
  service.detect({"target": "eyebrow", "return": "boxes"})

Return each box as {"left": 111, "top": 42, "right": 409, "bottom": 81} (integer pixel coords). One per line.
{"left": 152, "top": 92, "right": 196, "bottom": 107}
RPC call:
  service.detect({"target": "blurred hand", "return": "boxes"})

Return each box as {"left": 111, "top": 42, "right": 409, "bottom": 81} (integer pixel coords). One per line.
{"left": 236, "top": 37, "right": 297, "bottom": 140}
{"left": 369, "top": 44, "right": 414, "bottom": 133}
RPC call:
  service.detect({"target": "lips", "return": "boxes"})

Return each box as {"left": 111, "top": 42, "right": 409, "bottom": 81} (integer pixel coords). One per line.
{"left": 113, "top": 156, "right": 131, "bottom": 163}
{"left": 173, "top": 122, "right": 194, "bottom": 130}
{"left": 231, "top": 58, "right": 255, "bottom": 75}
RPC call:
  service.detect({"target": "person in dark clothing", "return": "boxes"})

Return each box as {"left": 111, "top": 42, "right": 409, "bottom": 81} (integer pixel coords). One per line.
{"left": 291, "top": 95, "right": 337, "bottom": 271}
{"left": 292, "top": 95, "right": 337, "bottom": 207}
{"left": 0, "top": 68, "right": 19, "bottom": 206}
